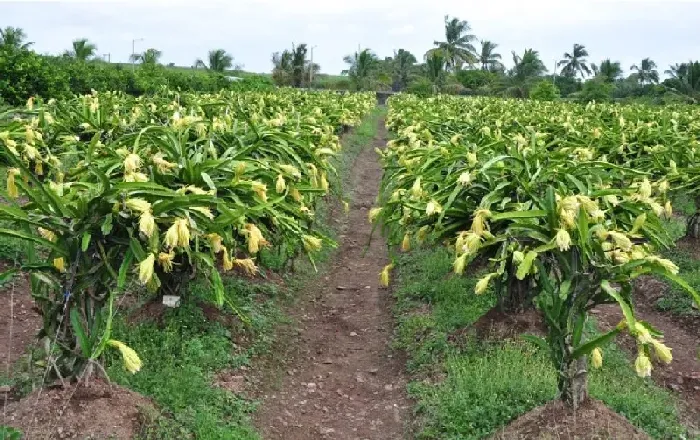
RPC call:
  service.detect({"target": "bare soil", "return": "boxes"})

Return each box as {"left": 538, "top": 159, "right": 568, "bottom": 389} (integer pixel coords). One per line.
{"left": 471, "top": 307, "right": 546, "bottom": 341}
{"left": 253, "top": 118, "right": 410, "bottom": 439}
{"left": 4, "top": 379, "right": 153, "bottom": 440}
{"left": 0, "top": 269, "right": 41, "bottom": 375}
{"left": 491, "top": 399, "right": 650, "bottom": 440}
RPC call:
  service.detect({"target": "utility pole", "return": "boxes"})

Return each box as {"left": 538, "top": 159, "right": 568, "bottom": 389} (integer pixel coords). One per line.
{"left": 103, "top": 53, "right": 111, "bottom": 63}
{"left": 553, "top": 60, "right": 557, "bottom": 85}
{"left": 131, "top": 38, "right": 144, "bottom": 71}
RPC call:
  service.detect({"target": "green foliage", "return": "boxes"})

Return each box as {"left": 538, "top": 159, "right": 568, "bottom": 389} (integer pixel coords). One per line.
{"left": 529, "top": 80, "right": 560, "bottom": 101}
{"left": 0, "top": 46, "right": 71, "bottom": 105}
{"left": 454, "top": 69, "right": 497, "bottom": 91}
{"left": 577, "top": 78, "right": 614, "bottom": 103}
{"left": 107, "top": 277, "right": 281, "bottom": 439}
{"left": 407, "top": 77, "right": 435, "bottom": 97}
{"left": 393, "top": 247, "right": 688, "bottom": 439}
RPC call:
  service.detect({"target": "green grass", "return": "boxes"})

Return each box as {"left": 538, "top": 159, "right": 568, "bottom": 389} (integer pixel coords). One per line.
{"left": 106, "top": 277, "right": 284, "bottom": 439}
{"left": 392, "top": 247, "right": 691, "bottom": 439}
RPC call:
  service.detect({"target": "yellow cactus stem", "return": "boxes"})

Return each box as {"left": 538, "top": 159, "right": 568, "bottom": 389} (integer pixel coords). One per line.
{"left": 276, "top": 174, "right": 286, "bottom": 194}
{"left": 644, "top": 256, "right": 679, "bottom": 275}
{"left": 417, "top": 226, "right": 429, "bottom": 243}
{"left": 303, "top": 235, "right": 323, "bottom": 253}
{"left": 608, "top": 231, "right": 633, "bottom": 251}
{"left": 342, "top": 201, "right": 350, "bottom": 214}
{"left": 7, "top": 168, "right": 20, "bottom": 198}
{"left": 611, "top": 250, "right": 630, "bottom": 265}
{"left": 634, "top": 352, "right": 652, "bottom": 378}
{"left": 669, "top": 160, "right": 678, "bottom": 175}
{"left": 591, "top": 348, "right": 603, "bottom": 369}
{"left": 411, "top": 177, "right": 422, "bottom": 198}
{"left": 453, "top": 253, "right": 468, "bottom": 275}
{"left": 124, "top": 171, "right": 148, "bottom": 183}
{"left": 279, "top": 164, "right": 301, "bottom": 179}
{"left": 290, "top": 187, "right": 303, "bottom": 202}
{"left": 175, "top": 218, "right": 190, "bottom": 247}
{"left": 457, "top": 171, "right": 472, "bottom": 186}
{"left": 630, "top": 214, "right": 647, "bottom": 234}
{"left": 235, "top": 161, "right": 247, "bottom": 177}
{"left": 320, "top": 172, "right": 329, "bottom": 192}
{"left": 650, "top": 339, "right": 672, "bottom": 364}
{"left": 251, "top": 181, "right": 268, "bottom": 202}
{"left": 426, "top": 200, "right": 442, "bottom": 216}
{"left": 191, "top": 206, "right": 214, "bottom": 220}
{"left": 152, "top": 153, "right": 177, "bottom": 173}
{"left": 245, "top": 223, "right": 269, "bottom": 254}
{"left": 123, "top": 153, "right": 141, "bottom": 173}
{"left": 164, "top": 221, "right": 179, "bottom": 248}
{"left": 664, "top": 201, "right": 673, "bottom": 219}
{"left": 368, "top": 207, "right": 383, "bottom": 223}
{"left": 139, "top": 211, "right": 156, "bottom": 238}
{"left": 649, "top": 202, "right": 664, "bottom": 218}
{"left": 38, "top": 227, "right": 57, "bottom": 242}
{"left": 516, "top": 251, "right": 538, "bottom": 280}
{"left": 53, "top": 257, "right": 66, "bottom": 273}
{"left": 466, "top": 152, "right": 478, "bottom": 166}
{"left": 657, "top": 180, "right": 670, "bottom": 194}
{"left": 139, "top": 253, "right": 155, "bottom": 284}
{"left": 222, "top": 247, "right": 234, "bottom": 271}
{"left": 107, "top": 340, "right": 142, "bottom": 374}
{"left": 555, "top": 229, "right": 571, "bottom": 252}
{"left": 233, "top": 258, "right": 258, "bottom": 276}
{"left": 208, "top": 233, "right": 224, "bottom": 253}
{"left": 471, "top": 209, "right": 491, "bottom": 236}
{"left": 34, "top": 160, "right": 43, "bottom": 176}
{"left": 126, "top": 198, "right": 151, "bottom": 213}
{"left": 379, "top": 263, "right": 394, "bottom": 288}
{"left": 401, "top": 234, "right": 411, "bottom": 252}
{"left": 158, "top": 251, "right": 175, "bottom": 273}
{"left": 475, "top": 273, "right": 497, "bottom": 295}
{"left": 638, "top": 178, "right": 652, "bottom": 199}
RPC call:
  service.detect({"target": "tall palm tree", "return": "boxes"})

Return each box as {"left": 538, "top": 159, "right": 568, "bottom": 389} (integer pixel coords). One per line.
{"left": 130, "top": 48, "right": 162, "bottom": 65}
{"left": 196, "top": 49, "right": 235, "bottom": 73}
{"left": 664, "top": 61, "right": 700, "bottom": 94}
{"left": 432, "top": 15, "right": 477, "bottom": 70}
{"left": 392, "top": 49, "right": 417, "bottom": 91}
{"left": 597, "top": 59, "right": 623, "bottom": 82}
{"left": 425, "top": 51, "right": 447, "bottom": 91}
{"left": 66, "top": 38, "right": 98, "bottom": 61}
{"left": 291, "top": 44, "right": 308, "bottom": 88}
{"left": 0, "top": 27, "right": 32, "bottom": 49}
{"left": 511, "top": 49, "right": 547, "bottom": 81}
{"left": 478, "top": 40, "right": 501, "bottom": 71}
{"left": 630, "top": 58, "right": 659, "bottom": 85}
{"left": 342, "top": 49, "right": 379, "bottom": 91}
{"left": 557, "top": 44, "right": 591, "bottom": 78}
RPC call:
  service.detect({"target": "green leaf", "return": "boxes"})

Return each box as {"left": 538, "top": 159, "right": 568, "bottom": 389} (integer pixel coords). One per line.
{"left": 81, "top": 232, "right": 91, "bottom": 252}
{"left": 572, "top": 327, "right": 621, "bottom": 360}
{"left": 70, "top": 308, "right": 91, "bottom": 358}
{"left": 600, "top": 280, "right": 636, "bottom": 329}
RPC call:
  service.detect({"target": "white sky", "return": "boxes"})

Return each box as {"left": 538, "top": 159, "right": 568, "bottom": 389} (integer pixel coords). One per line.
{"left": 2, "top": 0, "right": 699, "bottom": 76}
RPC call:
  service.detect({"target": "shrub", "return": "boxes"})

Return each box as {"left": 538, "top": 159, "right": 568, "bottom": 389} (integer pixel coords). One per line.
{"left": 529, "top": 80, "right": 560, "bottom": 101}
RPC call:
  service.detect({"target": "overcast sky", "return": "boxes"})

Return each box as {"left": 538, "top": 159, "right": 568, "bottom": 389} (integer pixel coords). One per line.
{"left": 3, "top": 0, "right": 699, "bottom": 76}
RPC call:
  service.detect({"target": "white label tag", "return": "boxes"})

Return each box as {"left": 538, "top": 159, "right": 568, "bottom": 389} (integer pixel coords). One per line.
{"left": 162, "top": 295, "right": 181, "bottom": 308}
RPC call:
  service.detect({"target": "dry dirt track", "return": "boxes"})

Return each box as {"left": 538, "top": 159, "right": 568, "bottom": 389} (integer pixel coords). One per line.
{"left": 255, "top": 117, "right": 410, "bottom": 439}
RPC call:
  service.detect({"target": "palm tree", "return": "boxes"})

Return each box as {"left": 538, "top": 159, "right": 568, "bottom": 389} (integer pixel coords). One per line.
{"left": 478, "top": 40, "right": 501, "bottom": 71}
{"left": 66, "top": 38, "right": 97, "bottom": 61}
{"left": 511, "top": 49, "right": 547, "bottom": 81}
{"left": 630, "top": 58, "right": 659, "bottom": 85}
{"left": 0, "top": 27, "right": 32, "bottom": 49}
{"left": 432, "top": 15, "right": 477, "bottom": 70}
{"left": 392, "top": 49, "right": 417, "bottom": 91}
{"left": 272, "top": 50, "right": 294, "bottom": 86}
{"left": 130, "top": 48, "right": 162, "bottom": 65}
{"left": 342, "top": 49, "right": 379, "bottom": 91}
{"left": 425, "top": 51, "right": 447, "bottom": 91}
{"left": 596, "top": 59, "right": 623, "bottom": 82}
{"left": 291, "top": 44, "right": 308, "bottom": 88}
{"left": 557, "top": 44, "right": 591, "bottom": 78}
{"left": 664, "top": 61, "right": 700, "bottom": 94}
{"left": 196, "top": 49, "right": 235, "bottom": 73}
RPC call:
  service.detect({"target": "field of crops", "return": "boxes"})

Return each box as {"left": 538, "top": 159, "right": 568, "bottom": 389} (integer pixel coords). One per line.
{"left": 0, "top": 89, "right": 374, "bottom": 387}
{"left": 375, "top": 95, "right": 700, "bottom": 436}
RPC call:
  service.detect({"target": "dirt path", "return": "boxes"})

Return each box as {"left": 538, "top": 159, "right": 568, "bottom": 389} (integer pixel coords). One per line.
{"left": 254, "top": 118, "right": 410, "bottom": 439}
